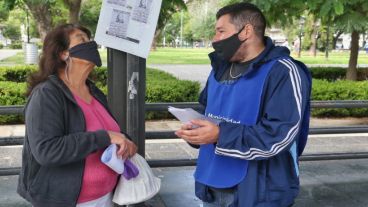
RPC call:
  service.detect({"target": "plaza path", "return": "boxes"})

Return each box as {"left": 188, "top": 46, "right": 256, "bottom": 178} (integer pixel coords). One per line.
{"left": 149, "top": 63, "right": 368, "bottom": 89}
{"left": 0, "top": 50, "right": 19, "bottom": 61}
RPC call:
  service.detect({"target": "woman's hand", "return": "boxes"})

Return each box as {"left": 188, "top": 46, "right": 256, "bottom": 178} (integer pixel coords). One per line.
{"left": 107, "top": 131, "right": 137, "bottom": 159}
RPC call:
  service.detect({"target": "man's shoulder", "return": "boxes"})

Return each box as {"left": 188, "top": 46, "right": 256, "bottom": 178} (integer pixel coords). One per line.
{"left": 261, "top": 58, "right": 311, "bottom": 90}
{"left": 267, "top": 58, "right": 309, "bottom": 77}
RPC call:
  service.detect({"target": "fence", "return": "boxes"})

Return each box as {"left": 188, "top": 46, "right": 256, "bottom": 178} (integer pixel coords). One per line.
{"left": 1, "top": 100, "right": 368, "bottom": 176}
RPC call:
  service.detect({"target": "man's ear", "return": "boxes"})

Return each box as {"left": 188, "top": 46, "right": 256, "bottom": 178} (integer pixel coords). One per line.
{"left": 239, "top": 24, "right": 253, "bottom": 41}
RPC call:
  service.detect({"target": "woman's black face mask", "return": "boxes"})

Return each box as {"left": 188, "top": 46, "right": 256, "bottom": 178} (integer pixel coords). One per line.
{"left": 68, "top": 41, "right": 102, "bottom": 67}
{"left": 212, "top": 26, "right": 246, "bottom": 62}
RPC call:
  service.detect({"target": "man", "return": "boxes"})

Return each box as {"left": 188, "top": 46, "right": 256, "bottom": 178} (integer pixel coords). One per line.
{"left": 175, "top": 2, "right": 311, "bottom": 207}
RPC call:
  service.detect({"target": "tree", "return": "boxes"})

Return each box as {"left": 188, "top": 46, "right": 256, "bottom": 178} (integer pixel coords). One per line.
{"left": 3, "top": 24, "right": 21, "bottom": 41}
{"left": 152, "top": 0, "right": 187, "bottom": 49}
{"left": 188, "top": 0, "right": 218, "bottom": 46}
{"left": 79, "top": 0, "right": 101, "bottom": 35}
{"left": 0, "top": 0, "right": 11, "bottom": 21}
{"left": 62, "top": 0, "right": 82, "bottom": 24}
{"left": 3, "top": 0, "right": 56, "bottom": 40}
{"left": 309, "top": 0, "right": 368, "bottom": 80}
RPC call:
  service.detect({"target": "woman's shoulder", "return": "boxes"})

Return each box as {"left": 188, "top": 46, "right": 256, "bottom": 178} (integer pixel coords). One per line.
{"left": 29, "top": 77, "right": 64, "bottom": 102}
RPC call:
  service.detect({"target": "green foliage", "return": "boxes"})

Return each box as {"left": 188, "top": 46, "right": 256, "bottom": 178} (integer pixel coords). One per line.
{"left": 0, "top": 43, "right": 3, "bottom": 49}
{"left": 9, "top": 41, "right": 23, "bottom": 49}
{"left": 157, "top": 0, "right": 187, "bottom": 33}
{"left": 79, "top": 0, "right": 101, "bottom": 35}
{"left": 0, "top": 81, "right": 26, "bottom": 124}
{"left": 0, "top": 65, "right": 200, "bottom": 124}
{"left": 160, "top": 11, "right": 191, "bottom": 45}
{"left": 145, "top": 68, "right": 200, "bottom": 119}
{"left": 146, "top": 69, "right": 200, "bottom": 102}
{"left": 0, "top": 65, "right": 37, "bottom": 82}
{"left": 312, "top": 79, "right": 368, "bottom": 117}
{"left": 3, "top": 23, "right": 21, "bottom": 41}
{"left": 309, "top": 67, "right": 368, "bottom": 81}
{"left": 188, "top": 0, "right": 217, "bottom": 42}
{"left": 0, "top": 0, "right": 11, "bottom": 21}
{"left": 308, "top": 0, "right": 368, "bottom": 34}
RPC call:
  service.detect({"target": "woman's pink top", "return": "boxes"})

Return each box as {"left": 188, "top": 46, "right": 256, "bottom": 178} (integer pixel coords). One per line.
{"left": 74, "top": 94, "right": 120, "bottom": 203}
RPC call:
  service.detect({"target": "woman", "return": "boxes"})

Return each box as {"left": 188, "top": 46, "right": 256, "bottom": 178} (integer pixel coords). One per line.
{"left": 17, "top": 24, "right": 137, "bottom": 207}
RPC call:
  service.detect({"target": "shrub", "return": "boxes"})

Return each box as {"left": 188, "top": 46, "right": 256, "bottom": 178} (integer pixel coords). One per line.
{"left": 0, "top": 67, "right": 200, "bottom": 124}
{"left": 0, "top": 65, "right": 37, "bottom": 82}
{"left": 312, "top": 79, "right": 368, "bottom": 117}
{"left": 309, "top": 67, "right": 368, "bottom": 81}
{"left": 9, "top": 41, "right": 23, "bottom": 49}
{"left": 0, "top": 81, "right": 26, "bottom": 124}
{"left": 0, "top": 43, "right": 3, "bottom": 49}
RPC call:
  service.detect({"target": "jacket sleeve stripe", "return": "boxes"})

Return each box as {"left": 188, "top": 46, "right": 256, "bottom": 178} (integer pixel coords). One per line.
{"left": 214, "top": 59, "right": 302, "bottom": 159}
{"left": 280, "top": 59, "right": 302, "bottom": 112}
{"left": 215, "top": 124, "right": 300, "bottom": 160}
{"left": 283, "top": 59, "right": 302, "bottom": 103}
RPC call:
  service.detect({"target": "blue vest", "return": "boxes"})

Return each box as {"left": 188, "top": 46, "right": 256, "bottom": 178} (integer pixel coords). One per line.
{"left": 194, "top": 59, "right": 281, "bottom": 188}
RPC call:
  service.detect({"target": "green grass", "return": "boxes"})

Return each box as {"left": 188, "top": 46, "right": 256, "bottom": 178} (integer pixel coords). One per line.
{"left": 147, "top": 47, "right": 213, "bottom": 64}
{"left": 2, "top": 48, "right": 368, "bottom": 65}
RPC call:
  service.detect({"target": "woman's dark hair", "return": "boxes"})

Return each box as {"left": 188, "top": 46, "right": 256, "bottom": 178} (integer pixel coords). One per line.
{"left": 26, "top": 24, "right": 91, "bottom": 96}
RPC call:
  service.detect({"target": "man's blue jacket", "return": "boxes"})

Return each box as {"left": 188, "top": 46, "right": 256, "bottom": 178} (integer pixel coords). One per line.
{"left": 194, "top": 37, "right": 312, "bottom": 207}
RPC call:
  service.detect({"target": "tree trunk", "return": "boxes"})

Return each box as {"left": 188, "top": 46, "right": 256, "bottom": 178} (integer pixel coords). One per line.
{"left": 64, "top": 0, "right": 82, "bottom": 24}
{"left": 24, "top": 2, "right": 53, "bottom": 41}
{"left": 309, "top": 24, "right": 317, "bottom": 56}
{"left": 151, "top": 28, "right": 162, "bottom": 51}
{"left": 346, "top": 30, "right": 359, "bottom": 81}
{"left": 325, "top": 17, "right": 330, "bottom": 59}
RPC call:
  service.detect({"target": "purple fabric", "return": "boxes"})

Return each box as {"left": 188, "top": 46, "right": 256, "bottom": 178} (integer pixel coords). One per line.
{"left": 122, "top": 159, "right": 139, "bottom": 180}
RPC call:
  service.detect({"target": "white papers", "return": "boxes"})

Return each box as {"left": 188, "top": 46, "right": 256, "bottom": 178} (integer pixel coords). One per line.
{"left": 168, "top": 106, "right": 221, "bottom": 127}
{"left": 95, "top": 0, "right": 162, "bottom": 58}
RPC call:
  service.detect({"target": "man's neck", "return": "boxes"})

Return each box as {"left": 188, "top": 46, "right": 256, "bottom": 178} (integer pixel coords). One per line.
{"left": 240, "top": 42, "right": 265, "bottom": 63}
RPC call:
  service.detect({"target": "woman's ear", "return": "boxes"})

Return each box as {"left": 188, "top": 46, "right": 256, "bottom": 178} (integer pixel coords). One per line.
{"left": 60, "top": 51, "right": 69, "bottom": 61}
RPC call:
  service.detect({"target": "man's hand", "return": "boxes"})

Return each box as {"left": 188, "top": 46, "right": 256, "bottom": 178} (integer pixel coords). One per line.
{"left": 175, "top": 119, "right": 219, "bottom": 145}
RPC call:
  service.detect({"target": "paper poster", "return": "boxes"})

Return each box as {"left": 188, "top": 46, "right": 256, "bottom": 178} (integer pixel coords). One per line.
{"left": 95, "top": 0, "right": 162, "bottom": 58}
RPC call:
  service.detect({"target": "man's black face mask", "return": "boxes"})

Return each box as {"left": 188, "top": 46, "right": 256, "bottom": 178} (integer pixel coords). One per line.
{"left": 69, "top": 41, "right": 102, "bottom": 67}
{"left": 212, "top": 26, "right": 245, "bottom": 62}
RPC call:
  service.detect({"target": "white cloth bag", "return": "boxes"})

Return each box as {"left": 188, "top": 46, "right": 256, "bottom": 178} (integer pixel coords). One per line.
{"left": 112, "top": 154, "right": 161, "bottom": 205}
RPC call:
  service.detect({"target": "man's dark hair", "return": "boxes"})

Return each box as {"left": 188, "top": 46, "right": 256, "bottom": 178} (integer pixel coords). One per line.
{"left": 216, "top": 2, "right": 266, "bottom": 38}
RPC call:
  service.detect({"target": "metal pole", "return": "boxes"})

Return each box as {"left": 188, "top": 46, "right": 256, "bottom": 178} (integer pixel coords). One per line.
{"left": 107, "top": 49, "right": 146, "bottom": 207}
{"left": 107, "top": 48, "right": 146, "bottom": 156}
{"left": 126, "top": 53, "right": 146, "bottom": 156}
{"left": 107, "top": 48, "right": 128, "bottom": 132}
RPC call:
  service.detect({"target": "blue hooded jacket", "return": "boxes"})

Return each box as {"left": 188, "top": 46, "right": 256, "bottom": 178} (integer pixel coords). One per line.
{"left": 195, "top": 37, "right": 312, "bottom": 207}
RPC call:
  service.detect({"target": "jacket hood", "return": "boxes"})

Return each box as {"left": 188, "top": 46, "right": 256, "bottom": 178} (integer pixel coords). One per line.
{"left": 209, "top": 36, "right": 291, "bottom": 70}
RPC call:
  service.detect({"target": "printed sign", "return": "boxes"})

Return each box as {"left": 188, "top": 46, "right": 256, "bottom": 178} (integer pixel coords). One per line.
{"left": 95, "top": 0, "right": 162, "bottom": 58}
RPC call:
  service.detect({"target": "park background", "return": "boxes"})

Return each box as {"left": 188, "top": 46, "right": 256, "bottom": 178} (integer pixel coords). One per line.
{"left": 0, "top": 1, "right": 368, "bottom": 206}
{"left": 0, "top": 0, "right": 368, "bottom": 124}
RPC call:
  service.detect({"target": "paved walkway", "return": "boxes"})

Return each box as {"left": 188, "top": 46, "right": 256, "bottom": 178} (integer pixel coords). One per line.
{"left": 0, "top": 50, "right": 19, "bottom": 61}
{"left": 148, "top": 64, "right": 368, "bottom": 89}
